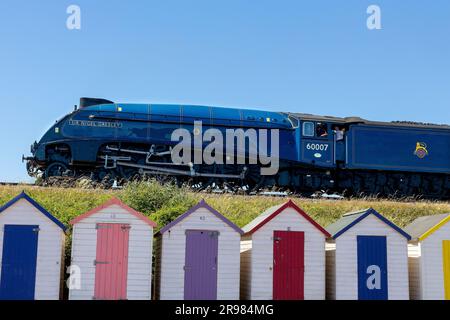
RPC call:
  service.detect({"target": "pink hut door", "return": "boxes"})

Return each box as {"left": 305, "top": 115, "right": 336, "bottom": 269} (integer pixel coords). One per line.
{"left": 94, "top": 223, "right": 130, "bottom": 300}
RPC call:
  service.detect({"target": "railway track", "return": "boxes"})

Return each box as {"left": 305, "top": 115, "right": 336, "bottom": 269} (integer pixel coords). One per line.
{"left": 0, "top": 176, "right": 349, "bottom": 200}
{"left": 0, "top": 182, "right": 23, "bottom": 186}
{"left": 1, "top": 178, "right": 428, "bottom": 202}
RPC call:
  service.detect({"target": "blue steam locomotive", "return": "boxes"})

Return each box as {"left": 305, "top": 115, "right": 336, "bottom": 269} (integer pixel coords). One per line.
{"left": 24, "top": 98, "right": 450, "bottom": 198}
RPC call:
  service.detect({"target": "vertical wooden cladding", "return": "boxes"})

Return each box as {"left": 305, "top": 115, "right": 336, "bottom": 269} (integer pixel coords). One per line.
{"left": 240, "top": 200, "right": 329, "bottom": 300}
{"left": 0, "top": 193, "right": 66, "bottom": 300}
{"left": 405, "top": 214, "right": 450, "bottom": 300}
{"left": 69, "top": 198, "right": 156, "bottom": 300}
{"left": 94, "top": 223, "right": 130, "bottom": 300}
{"left": 156, "top": 200, "right": 243, "bottom": 300}
{"left": 326, "top": 208, "right": 411, "bottom": 300}
{"left": 273, "top": 231, "right": 304, "bottom": 300}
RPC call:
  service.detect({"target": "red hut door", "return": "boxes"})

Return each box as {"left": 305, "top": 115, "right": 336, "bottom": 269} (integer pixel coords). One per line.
{"left": 94, "top": 223, "right": 130, "bottom": 300}
{"left": 273, "top": 230, "right": 304, "bottom": 300}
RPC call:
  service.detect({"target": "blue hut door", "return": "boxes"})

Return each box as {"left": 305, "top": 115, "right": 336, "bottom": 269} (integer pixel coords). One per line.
{"left": 0, "top": 225, "right": 39, "bottom": 300}
{"left": 357, "top": 235, "right": 388, "bottom": 300}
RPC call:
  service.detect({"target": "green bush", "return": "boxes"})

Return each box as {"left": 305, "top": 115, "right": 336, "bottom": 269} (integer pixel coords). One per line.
{"left": 151, "top": 203, "right": 194, "bottom": 231}
{"left": 119, "top": 180, "right": 196, "bottom": 218}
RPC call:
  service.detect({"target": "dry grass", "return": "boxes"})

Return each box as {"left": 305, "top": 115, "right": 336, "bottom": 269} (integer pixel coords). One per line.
{"left": 1, "top": 184, "right": 449, "bottom": 230}
{"left": 197, "top": 193, "right": 450, "bottom": 228}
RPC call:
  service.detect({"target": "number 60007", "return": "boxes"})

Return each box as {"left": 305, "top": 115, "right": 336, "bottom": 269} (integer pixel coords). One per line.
{"left": 306, "top": 143, "right": 328, "bottom": 151}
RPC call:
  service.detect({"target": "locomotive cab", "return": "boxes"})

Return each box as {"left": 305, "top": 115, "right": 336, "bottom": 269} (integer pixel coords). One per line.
{"left": 298, "top": 119, "right": 347, "bottom": 168}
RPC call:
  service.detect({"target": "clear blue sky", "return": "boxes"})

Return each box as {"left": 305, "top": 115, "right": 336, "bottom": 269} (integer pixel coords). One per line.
{"left": 0, "top": 1, "right": 449, "bottom": 182}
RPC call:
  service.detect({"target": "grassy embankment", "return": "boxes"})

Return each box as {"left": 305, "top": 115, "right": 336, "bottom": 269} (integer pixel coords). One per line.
{"left": 1, "top": 181, "right": 449, "bottom": 231}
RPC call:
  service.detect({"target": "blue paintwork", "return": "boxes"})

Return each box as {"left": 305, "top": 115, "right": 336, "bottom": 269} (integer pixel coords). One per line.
{"left": 347, "top": 125, "right": 450, "bottom": 173}
{"left": 32, "top": 101, "right": 450, "bottom": 178}
{"left": 36, "top": 103, "right": 299, "bottom": 163}
{"left": 0, "top": 225, "right": 39, "bottom": 300}
{"left": 332, "top": 208, "right": 411, "bottom": 240}
{"left": 357, "top": 235, "right": 388, "bottom": 300}
{"left": 0, "top": 192, "right": 67, "bottom": 232}
{"left": 300, "top": 139, "right": 334, "bottom": 167}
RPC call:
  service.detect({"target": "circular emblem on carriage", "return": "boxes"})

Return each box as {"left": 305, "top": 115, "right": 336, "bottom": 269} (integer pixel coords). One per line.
{"left": 414, "top": 142, "right": 428, "bottom": 159}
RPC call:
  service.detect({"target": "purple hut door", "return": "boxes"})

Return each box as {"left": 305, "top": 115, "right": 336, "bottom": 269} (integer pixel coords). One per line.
{"left": 184, "top": 230, "right": 219, "bottom": 300}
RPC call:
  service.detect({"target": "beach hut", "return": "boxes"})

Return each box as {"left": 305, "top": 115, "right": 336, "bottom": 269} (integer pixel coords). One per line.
{"left": 404, "top": 213, "right": 450, "bottom": 300}
{"left": 240, "top": 200, "right": 330, "bottom": 300}
{"left": 0, "top": 192, "right": 66, "bottom": 300}
{"left": 154, "top": 200, "right": 243, "bottom": 300}
{"left": 325, "top": 208, "right": 411, "bottom": 300}
{"left": 69, "top": 197, "right": 156, "bottom": 300}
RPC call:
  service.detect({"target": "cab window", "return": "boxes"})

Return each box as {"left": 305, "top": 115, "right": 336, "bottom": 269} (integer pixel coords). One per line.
{"left": 316, "top": 122, "right": 328, "bottom": 138}
{"left": 302, "top": 122, "right": 314, "bottom": 137}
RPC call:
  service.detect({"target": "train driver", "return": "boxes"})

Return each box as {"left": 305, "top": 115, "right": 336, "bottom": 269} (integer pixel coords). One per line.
{"left": 334, "top": 126, "right": 345, "bottom": 141}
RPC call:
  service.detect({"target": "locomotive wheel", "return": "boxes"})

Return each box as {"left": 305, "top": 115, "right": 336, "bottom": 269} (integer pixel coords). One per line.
{"left": 45, "top": 162, "right": 69, "bottom": 178}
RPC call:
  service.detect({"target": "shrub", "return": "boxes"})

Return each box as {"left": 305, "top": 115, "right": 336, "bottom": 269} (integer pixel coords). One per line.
{"left": 119, "top": 180, "right": 197, "bottom": 223}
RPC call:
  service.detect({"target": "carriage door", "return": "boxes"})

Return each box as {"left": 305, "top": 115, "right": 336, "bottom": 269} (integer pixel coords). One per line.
{"left": 0, "top": 225, "right": 39, "bottom": 300}
{"left": 357, "top": 236, "right": 388, "bottom": 300}
{"left": 94, "top": 223, "right": 130, "bottom": 300}
{"left": 184, "top": 230, "right": 219, "bottom": 300}
{"left": 273, "top": 231, "right": 305, "bottom": 300}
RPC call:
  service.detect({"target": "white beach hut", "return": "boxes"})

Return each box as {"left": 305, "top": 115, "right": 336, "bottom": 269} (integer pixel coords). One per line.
{"left": 325, "top": 208, "right": 411, "bottom": 300}
{"left": 154, "top": 200, "right": 243, "bottom": 300}
{"left": 0, "top": 192, "right": 66, "bottom": 300}
{"left": 404, "top": 213, "right": 450, "bottom": 300}
{"left": 240, "top": 200, "right": 330, "bottom": 300}
{"left": 69, "top": 197, "right": 156, "bottom": 300}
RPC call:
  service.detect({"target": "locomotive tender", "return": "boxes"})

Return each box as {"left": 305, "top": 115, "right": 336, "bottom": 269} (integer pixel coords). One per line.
{"left": 25, "top": 98, "right": 450, "bottom": 198}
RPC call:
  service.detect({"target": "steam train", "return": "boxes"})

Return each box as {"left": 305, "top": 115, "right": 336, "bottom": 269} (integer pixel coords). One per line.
{"left": 24, "top": 98, "right": 450, "bottom": 198}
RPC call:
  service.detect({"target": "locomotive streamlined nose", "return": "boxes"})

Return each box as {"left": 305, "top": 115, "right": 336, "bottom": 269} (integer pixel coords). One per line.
{"left": 23, "top": 141, "right": 38, "bottom": 162}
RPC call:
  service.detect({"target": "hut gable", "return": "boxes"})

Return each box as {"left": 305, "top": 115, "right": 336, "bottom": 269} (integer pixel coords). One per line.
{"left": 157, "top": 199, "right": 243, "bottom": 235}
{"left": 70, "top": 197, "right": 156, "bottom": 227}
{"left": 0, "top": 191, "right": 66, "bottom": 231}
{"left": 242, "top": 200, "right": 330, "bottom": 237}
{"left": 326, "top": 208, "right": 411, "bottom": 240}
{"left": 404, "top": 213, "right": 450, "bottom": 242}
